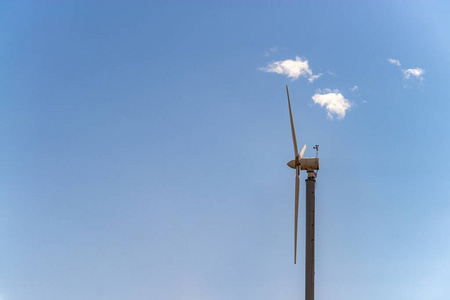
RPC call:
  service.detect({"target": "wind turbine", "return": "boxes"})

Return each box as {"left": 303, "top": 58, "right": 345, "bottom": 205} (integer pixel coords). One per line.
{"left": 285, "top": 84, "right": 320, "bottom": 300}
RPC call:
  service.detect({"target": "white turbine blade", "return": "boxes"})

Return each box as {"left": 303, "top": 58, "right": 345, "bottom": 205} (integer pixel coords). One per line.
{"left": 286, "top": 85, "right": 299, "bottom": 157}
{"left": 300, "top": 144, "right": 307, "bottom": 159}
{"left": 294, "top": 167, "right": 300, "bottom": 264}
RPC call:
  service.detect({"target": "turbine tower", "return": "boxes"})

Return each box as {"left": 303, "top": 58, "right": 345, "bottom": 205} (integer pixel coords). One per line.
{"left": 285, "top": 85, "right": 320, "bottom": 300}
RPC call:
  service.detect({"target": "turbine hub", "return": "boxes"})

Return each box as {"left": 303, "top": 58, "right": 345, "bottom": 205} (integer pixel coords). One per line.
{"left": 287, "top": 159, "right": 297, "bottom": 169}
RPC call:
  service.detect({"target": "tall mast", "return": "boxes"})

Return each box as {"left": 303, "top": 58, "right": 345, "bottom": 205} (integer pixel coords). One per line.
{"left": 305, "top": 171, "right": 316, "bottom": 300}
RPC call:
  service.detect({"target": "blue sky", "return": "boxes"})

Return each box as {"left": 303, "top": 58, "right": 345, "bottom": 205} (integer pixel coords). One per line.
{"left": 2, "top": 1, "right": 450, "bottom": 299}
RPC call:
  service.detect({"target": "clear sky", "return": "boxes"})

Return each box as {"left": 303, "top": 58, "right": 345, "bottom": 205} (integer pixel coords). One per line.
{"left": 2, "top": 1, "right": 450, "bottom": 299}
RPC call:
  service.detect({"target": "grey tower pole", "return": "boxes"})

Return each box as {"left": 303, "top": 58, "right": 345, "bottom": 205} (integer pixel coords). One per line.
{"left": 305, "top": 171, "right": 316, "bottom": 300}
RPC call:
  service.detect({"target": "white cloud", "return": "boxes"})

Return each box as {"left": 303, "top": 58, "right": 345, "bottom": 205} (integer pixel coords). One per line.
{"left": 259, "top": 56, "right": 321, "bottom": 82}
{"left": 312, "top": 90, "right": 351, "bottom": 119}
{"left": 350, "top": 85, "right": 358, "bottom": 91}
{"left": 388, "top": 58, "right": 401, "bottom": 66}
{"left": 387, "top": 58, "right": 425, "bottom": 83}
{"left": 362, "top": 100, "right": 368, "bottom": 104}
{"left": 308, "top": 73, "right": 322, "bottom": 83}
{"left": 402, "top": 68, "right": 425, "bottom": 80}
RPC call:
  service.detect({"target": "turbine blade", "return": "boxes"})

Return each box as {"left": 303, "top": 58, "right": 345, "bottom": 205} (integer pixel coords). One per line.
{"left": 286, "top": 85, "right": 299, "bottom": 157}
{"left": 300, "top": 144, "right": 307, "bottom": 159}
{"left": 294, "top": 167, "right": 300, "bottom": 264}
